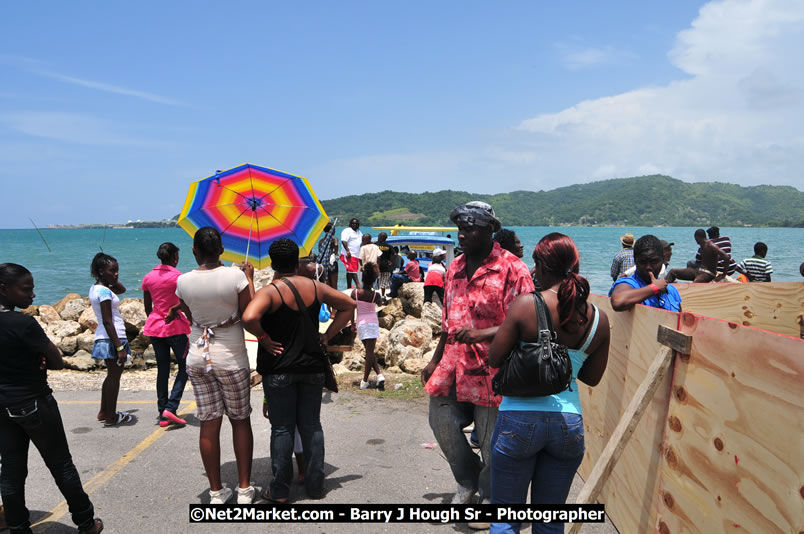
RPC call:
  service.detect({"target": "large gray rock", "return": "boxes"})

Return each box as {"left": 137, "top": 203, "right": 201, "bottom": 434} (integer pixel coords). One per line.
{"left": 400, "top": 357, "right": 428, "bottom": 374}
{"left": 63, "top": 350, "right": 97, "bottom": 371}
{"left": 378, "top": 298, "right": 405, "bottom": 321}
{"left": 20, "top": 305, "right": 38, "bottom": 317}
{"left": 377, "top": 314, "right": 395, "bottom": 330}
{"left": 58, "top": 335, "right": 78, "bottom": 355}
{"left": 78, "top": 307, "right": 98, "bottom": 332}
{"left": 253, "top": 267, "right": 275, "bottom": 290}
{"left": 76, "top": 330, "right": 95, "bottom": 353}
{"left": 143, "top": 346, "right": 157, "bottom": 367}
{"left": 373, "top": 328, "right": 392, "bottom": 359}
{"left": 129, "top": 333, "right": 151, "bottom": 352}
{"left": 59, "top": 297, "right": 88, "bottom": 321}
{"left": 386, "top": 318, "right": 432, "bottom": 367}
{"left": 421, "top": 301, "right": 443, "bottom": 335}
{"left": 47, "top": 320, "right": 82, "bottom": 339}
{"left": 53, "top": 293, "right": 84, "bottom": 314}
{"left": 118, "top": 299, "right": 147, "bottom": 329}
{"left": 399, "top": 282, "right": 424, "bottom": 318}
{"left": 38, "top": 305, "right": 61, "bottom": 324}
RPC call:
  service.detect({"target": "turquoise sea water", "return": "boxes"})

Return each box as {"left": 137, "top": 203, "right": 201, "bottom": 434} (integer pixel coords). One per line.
{"left": 2, "top": 226, "right": 801, "bottom": 305}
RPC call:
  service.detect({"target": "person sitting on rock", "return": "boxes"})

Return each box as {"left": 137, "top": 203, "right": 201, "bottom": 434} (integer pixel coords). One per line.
{"left": 388, "top": 251, "right": 421, "bottom": 298}
{"left": 423, "top": 248, "right": 447, "bottom": 305}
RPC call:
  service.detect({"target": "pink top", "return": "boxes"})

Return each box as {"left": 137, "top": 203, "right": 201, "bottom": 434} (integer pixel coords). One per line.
{"left": 141, "top": 265, "right": 191, "bottom": 338}
{"left": 404, "top": 259, "right": 421, "bottom": 282}
{"left": 352, "top": 290, "right": 379, "bottom": 327}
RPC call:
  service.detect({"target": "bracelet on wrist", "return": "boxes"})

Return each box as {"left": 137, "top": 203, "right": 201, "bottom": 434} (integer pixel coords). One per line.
{"left": 650, "top": 283, "right": 660, "bottom": 295}
{"left": 256, "top": 333, "right": 268, "bottom": 340}
{"left": 116, "top": 344, "right": 125, "bottom": 352}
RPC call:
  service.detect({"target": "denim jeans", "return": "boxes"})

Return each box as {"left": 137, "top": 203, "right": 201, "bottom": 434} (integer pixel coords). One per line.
{"left": 428, "top": 384, "right": 498, "bottom": 499}
{"left": 263, "top": 373, "right": 325, "bottom": 500}
{"left": 151, "top": 334, "right": 189, "bottom": 417}
{"left": 388, "top": 273, "right": 411, "bottom": 297}
{"left": 0, "top": 394, "right": 95, "bottom": 533}
{"left": 490, "top": 410, "right": 585, "bottom": 534}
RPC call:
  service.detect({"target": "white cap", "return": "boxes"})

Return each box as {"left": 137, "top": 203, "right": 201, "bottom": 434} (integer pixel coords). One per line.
{"left": 433, "top": 247, "right": 446, "bottom": 257}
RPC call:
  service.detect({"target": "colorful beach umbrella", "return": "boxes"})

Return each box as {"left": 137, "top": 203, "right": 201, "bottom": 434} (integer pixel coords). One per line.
{"left": 177, "top": 163, "right": 329, "bottom": 269}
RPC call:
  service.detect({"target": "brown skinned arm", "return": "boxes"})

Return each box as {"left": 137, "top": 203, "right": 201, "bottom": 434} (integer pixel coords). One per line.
{"left": 487, "top": 296, "right": 528, "bottom": 368}
{"left": 610, "top": 283, "right": 654, "bottom": 311}
{"left": 143, "top": 290, "right": 153, "bottom": 316}
{"left": 319, "top": 282, "right": 356, "bottom": 344}
{"left": 576, "top": 310, "right": 610, "bottom": 386}
{"left": 421, "top": 332, "right": 448, "bottom": 385}
{"left": 42, "top": 340, "right": 64, "bottom": 370}
{"left": 99, "top": 300, "right": 126, "bottom": 364}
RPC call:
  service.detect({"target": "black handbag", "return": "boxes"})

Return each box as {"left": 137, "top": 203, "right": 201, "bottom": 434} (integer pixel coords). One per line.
{"left": 491, "top": 291, "right": 572, "bottom": 397}
{"left": 281, "top": 278, "right": 339, "bottom": 393}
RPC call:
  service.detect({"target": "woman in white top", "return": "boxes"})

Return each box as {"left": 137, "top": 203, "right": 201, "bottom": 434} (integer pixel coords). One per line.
{"left": 168, "top": 226, "right": 269, "bottom": 505}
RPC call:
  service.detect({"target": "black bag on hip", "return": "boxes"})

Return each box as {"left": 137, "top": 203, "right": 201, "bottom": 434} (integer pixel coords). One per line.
{"left": 491, "top": 291, "right": 572, "bottom": 397}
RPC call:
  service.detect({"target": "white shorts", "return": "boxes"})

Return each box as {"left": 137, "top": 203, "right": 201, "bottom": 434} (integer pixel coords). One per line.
{"left": 357, "top": 322, "right": 380, "bottom": 341}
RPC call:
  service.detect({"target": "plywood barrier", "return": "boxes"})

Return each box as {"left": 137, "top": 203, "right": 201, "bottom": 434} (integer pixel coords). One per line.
{"left": 578, "top": 295, "right": 678, "bottom": 533}
{"left": 577, "top": 297, "right": 804, "bottom": 534}
{"left": 657, "top": 312, "right": 804, "bottom": 534}
{"left": 674, "top": 281, "right": 804, "bottom": 337}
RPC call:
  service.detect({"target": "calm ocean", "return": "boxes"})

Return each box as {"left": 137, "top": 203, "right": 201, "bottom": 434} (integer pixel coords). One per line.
{"left": 2, "top": 226, "right": 801, "bottom": 305}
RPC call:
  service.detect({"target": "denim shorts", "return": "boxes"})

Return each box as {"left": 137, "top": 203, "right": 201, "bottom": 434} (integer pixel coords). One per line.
{"left": 91, "top": 339, "right": 130, "bottom": 360}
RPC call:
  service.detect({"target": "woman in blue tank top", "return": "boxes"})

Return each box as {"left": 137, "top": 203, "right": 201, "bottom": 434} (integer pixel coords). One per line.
{"left": 488, "top": 233, "right": 610, "bottom": 534}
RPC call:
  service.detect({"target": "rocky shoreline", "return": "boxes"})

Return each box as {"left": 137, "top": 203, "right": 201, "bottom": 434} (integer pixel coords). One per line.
{"left": 21, "top": 267, "right": 442, "bottom": 378}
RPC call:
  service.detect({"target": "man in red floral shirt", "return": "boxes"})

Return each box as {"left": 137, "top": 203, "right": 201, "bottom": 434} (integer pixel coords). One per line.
{"left": 422, "top": 202, "right": 534, "bottom": 513}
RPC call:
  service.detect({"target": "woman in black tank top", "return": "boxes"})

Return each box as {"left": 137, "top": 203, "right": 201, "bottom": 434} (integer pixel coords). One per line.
{"left": 242, "top": 239, "right": 355, "bottom": 503}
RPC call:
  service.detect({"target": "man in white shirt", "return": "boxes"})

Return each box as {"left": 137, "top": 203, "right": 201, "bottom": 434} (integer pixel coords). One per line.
{"left": 340, "top": 218, "right": 363, "bottom": 289}
{"left": 358, "top": 233, "right": 381, "bottom": 280}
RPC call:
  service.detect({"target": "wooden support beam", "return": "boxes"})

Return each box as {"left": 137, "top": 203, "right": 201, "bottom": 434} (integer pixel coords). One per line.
{"left": 567, "top": 341, "right": 676, "bottom": 534}
{"left": 657, "top": 325, "right": 692, "bottom": 355}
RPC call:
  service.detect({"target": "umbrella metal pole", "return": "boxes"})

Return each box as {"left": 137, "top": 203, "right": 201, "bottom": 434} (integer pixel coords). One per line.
{"left": 245, "top": 211, "right": 254, "bottom": 265}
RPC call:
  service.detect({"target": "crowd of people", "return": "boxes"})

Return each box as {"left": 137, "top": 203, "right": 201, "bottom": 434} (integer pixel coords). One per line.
{"left": 0, "top": 205, "right": 792, "bottom": 533}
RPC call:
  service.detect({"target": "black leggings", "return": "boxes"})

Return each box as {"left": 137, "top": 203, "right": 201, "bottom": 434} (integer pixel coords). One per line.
{"left": 424, "top": 285, "right": 444, "bottom": 304}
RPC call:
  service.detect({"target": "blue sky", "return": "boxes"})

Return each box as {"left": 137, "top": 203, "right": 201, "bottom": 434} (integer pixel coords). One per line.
{"left": 1, "top": 0, "right": 802, "bottom": 228}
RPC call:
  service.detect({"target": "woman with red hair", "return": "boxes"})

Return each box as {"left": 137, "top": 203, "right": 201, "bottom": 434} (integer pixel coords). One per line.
{"left": 487, "top": 233, "right": 610, "bottom": 534}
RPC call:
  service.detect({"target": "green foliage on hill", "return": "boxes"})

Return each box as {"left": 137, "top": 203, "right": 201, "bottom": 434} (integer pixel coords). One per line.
{"left": 320, "top": 175, "right": 804, "bottom": 227}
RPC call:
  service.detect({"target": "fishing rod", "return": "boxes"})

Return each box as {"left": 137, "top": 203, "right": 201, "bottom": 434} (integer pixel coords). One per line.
{"left": 29, "top": 217, "right": 52, "bottom": 253}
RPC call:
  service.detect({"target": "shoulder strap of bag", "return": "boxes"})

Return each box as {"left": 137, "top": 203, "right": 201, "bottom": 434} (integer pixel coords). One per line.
{"left": 532, "top": 291, "right": 557, "bottom": 344}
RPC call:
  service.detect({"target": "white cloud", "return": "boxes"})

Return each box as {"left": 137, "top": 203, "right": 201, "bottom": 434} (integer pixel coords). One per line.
{"left": 32, "top": 70, "right": 184, "bottom": 106}
{"left": 516, "top": 0, "right": 804, "bottom": 186}
{"left": 559, "top": 45, "right": 637, "bottom": 71}
{"left": 0, "top": 111, "right": 158, "bottom": 146}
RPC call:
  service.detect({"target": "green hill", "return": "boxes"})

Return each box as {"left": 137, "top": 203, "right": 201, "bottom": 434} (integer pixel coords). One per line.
{"left": 320, "top": 175, "right": 804, "bottom": 227}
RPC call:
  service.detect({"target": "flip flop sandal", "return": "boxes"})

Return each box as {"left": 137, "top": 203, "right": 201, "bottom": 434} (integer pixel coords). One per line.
{"left": 99, "top": 411, "right": 129, "bottom": 423}
{"left": 104, "top": 412, "right": 134, "bottom": 427}
{"left": 260, "top": 487, "right": 288, "bottom": 504}
{"left": 79, "top": 518, "right": 103, "bottom": 533}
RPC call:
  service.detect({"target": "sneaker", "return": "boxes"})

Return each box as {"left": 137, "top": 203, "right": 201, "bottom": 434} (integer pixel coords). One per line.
{"left": 209, "top": 485, "right": 233, "bottom": 504}
{"left": 236, "top": 485, "right": 255, "bottom": 504}
{"left": 467, "top": 498, "right": 491, "bottom": 529}
{"left": 360, "top": 380, "right": 369, "bottom": 390}
{"left": 376, "top": 374, "right": 386, "bottom": 391}
{"left": 451, "top": 483, "right": 476, "bottom": 504}
{"left": 466, "top": 497, "right": 491, "bottom": 530}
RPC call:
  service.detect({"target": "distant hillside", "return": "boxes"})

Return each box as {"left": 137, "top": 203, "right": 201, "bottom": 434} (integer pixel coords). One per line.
{"left": 320, "top": 175, "right": 804, "bottom": 227}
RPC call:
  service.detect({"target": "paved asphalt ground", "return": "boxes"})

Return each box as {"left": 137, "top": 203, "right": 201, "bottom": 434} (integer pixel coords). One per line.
{"left": 17, "top": 389, "right": 619, "bottom": 534}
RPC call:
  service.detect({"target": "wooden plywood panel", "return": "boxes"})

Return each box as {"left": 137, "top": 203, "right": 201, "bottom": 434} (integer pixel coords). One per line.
{"left": 657, "top": 312, "right": 804, "bottom": 534}
{"left": 578, "top": 296, "right": 679, "bottom": 533}
{"left": 675, "top": 281, "right": 804, "bottom": 337}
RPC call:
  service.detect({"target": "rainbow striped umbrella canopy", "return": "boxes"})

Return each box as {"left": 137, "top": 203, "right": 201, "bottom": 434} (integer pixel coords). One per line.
{"left": 177, "top": 163, "right": 328, "bottom": 269}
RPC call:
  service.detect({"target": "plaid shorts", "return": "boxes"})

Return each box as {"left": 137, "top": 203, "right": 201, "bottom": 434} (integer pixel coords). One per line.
{"left": 187, "top": 367, "right": 252, "bottom": 422}
{"left": 379, "top": 271, "right": 391, "bottom": 289}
